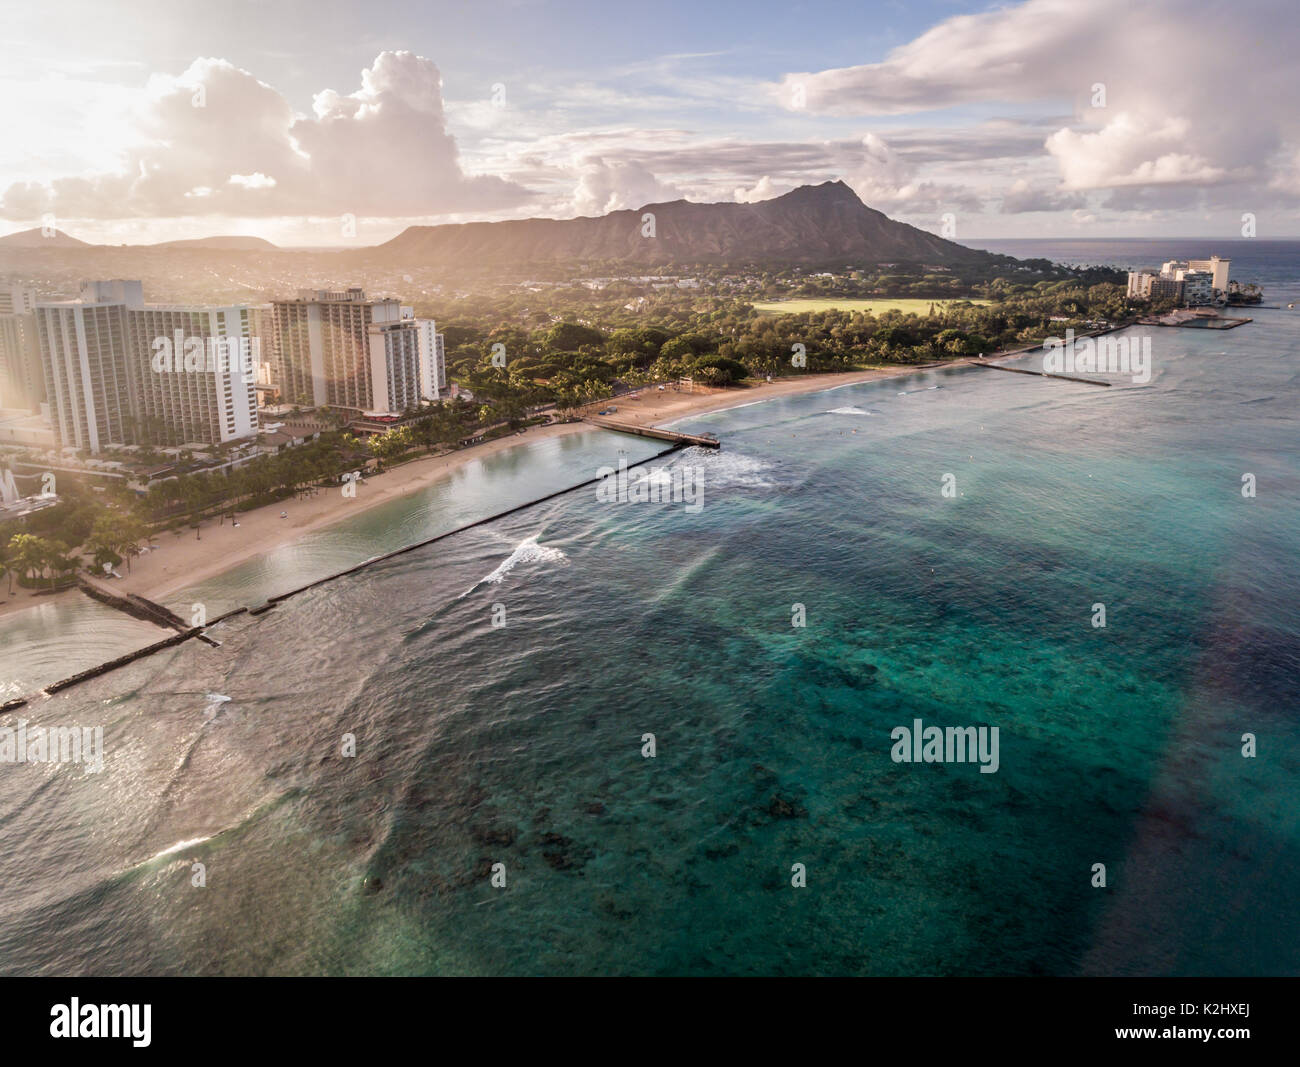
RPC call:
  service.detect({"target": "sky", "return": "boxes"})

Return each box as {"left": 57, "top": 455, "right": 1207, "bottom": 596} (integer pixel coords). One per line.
{"left": 1, "top": 0, "right": 1297, "bottom": 245}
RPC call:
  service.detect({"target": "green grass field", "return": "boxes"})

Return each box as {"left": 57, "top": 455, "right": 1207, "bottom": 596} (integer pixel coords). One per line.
{"left": 752, "top": 297, "right": 990, "bottom": 316}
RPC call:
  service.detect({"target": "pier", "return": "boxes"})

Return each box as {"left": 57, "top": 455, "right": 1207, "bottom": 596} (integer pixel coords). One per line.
{"left": 1138, "top": 315, "right": 1252, "bottom": 329}
{"left": 582, "top": 416, "right": 721, "bottom": 448}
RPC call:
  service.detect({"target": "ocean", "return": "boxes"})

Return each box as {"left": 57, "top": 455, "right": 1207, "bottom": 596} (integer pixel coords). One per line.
{"left": 1, "top": 240, "right": 1297, "bottom": 975}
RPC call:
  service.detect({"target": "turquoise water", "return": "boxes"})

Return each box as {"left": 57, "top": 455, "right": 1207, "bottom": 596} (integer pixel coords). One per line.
{"left": 1, "top": 249, "right": 1296, "bottom": 975}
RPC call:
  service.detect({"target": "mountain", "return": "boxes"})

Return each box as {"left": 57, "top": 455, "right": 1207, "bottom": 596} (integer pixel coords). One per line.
{"left": 0, "top": 230, "right": 276, "bottom": 251}
{"left": 143, "top": 235, "right": 278, "bottom": 251}
{"left": 0, "top": 227, "right": 92, "bottom": 248}
{"left": 374, "top": 181, "right": 994, "bottom": 268}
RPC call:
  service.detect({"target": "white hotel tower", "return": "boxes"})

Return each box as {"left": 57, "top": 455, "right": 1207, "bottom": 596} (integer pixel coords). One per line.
{"left": 35, "top": 280, "right": 261, "bottom": 453}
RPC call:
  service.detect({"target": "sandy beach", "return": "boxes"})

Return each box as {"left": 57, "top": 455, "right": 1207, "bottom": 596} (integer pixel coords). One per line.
{"left": 0, "top": 364, "right": 940, "bottom": 621}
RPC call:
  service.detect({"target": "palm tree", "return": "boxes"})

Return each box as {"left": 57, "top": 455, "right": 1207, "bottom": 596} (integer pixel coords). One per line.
{"left": 7, "top": 533, "right": 48, "bottom": 589}
{"left": 119, "top": 516, "right": 145, "bottom": 573}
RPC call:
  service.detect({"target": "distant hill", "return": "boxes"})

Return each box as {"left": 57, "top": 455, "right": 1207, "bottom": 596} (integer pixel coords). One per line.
{"left": 374, "top": 181, "right": 996, "bottom": 268}
{"left": 144, "top": 235, "right": 278, "bottom": 251}
{"left": 0, "top": 227, "right": 92, "bottom": 248}
{"left": 0, "top": 230, "right": 276, "bottom": 251}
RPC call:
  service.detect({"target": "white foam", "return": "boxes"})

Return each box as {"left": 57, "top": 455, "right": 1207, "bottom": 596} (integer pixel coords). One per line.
{"left": 825, "top": 405, "right": 876, "bottom": 416}
{"left": 476, "top": 534, "right": 567, "bottom": 588}
{"left": 683, "top": 449, "right": 777, "bottom": 489}
{"left": 149, "top": 835, "right": 214, "bottom": 861}
{"left": 202, "top": 693, "right": 231, "bottom": 720}
{"left": 630, "top": 467, "right": 676, "bottom": 488}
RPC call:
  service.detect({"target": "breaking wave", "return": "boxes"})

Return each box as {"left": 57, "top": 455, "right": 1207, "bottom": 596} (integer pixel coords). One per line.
{"left": 469, "top": 535, "right": 568, "bottom": 592}
{"left": 681, "top": 449, "right": 777, "bottom": 489}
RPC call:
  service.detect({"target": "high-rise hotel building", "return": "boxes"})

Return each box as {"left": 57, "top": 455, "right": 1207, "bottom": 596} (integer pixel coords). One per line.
{"left": 425, "top": 325, "right": 447, "bottom": 400}
{"left": 0, "top": 285, "right": 45, "bottom": 412}
{"left": 269, "top": 288, "right": 445, "bottom": 415}
{"left": 35, "top": 280, "right": 261, "bottom": 453}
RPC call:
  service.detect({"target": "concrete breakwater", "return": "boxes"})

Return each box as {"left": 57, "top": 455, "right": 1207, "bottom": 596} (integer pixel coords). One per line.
{"left": 42, "top": 629, "right": 203, "bottom": 695}
{"left": 263, "top": 443, "right": 682, "bottom": 605}
{"left": 19, "top": 446, "right": 683, "bottom": 703}
{"left": 971, "top": 362, "right": 1112, "bottom": 387}
{"left": 6, "top": 607, "right": 253, "bottom": 702}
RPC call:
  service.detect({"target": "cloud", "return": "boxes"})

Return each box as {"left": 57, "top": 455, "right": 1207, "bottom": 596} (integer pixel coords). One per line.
{"left": 774, "top": 0, "right": 1300, "bottom": 203}
{"left": 775, "top": 0, "right": 1110, "bottom": 115}
{"left": 999, "top": 178, "right": 1087, "bottom": 214}
{"left": 842, "top": 134, "right": 980, "bottom": 215}
{"left": 570, "top": 157, "right": 684, "bottom": 216}
{"left": 1267, "top": 146, "right": 1300, "bottom": 198}
{"left": 1, "top": 52, "right": 530, "bottom": 221}
{"left": 228, "top": 173, "right": 277, "bottom": 190}
{"left": 488, "top": 123, "right": 1022, "bottom": 220}
{"left": 734, "top": 176, "right": 789, "bottom": 203}
{"left": 7, "top": 5, "right": 1296, "bottom": 241}
{"left": 1044, "top": 115, "right": 1235, "bottom": 190}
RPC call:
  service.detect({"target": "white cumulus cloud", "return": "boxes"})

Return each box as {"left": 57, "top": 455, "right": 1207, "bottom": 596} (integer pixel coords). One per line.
{"left": 570, "top": 157, "right": 684, "bottom": 216}
{"left": 1, "top": 52, "right": 529, "bottom": 221}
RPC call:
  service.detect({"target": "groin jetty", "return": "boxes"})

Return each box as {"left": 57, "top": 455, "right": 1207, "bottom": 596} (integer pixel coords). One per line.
{"left": 19, "top": 447, "right": 682, "bottom": 704}
{"left": 43, "top": 629, "right": 203, "bottom": 695}
{"left": 970, "top": 362, "right": 1112, "bottom": 387}
{"left": 78, "top": 578, "right": 186, "bottom": 631}
{"left": 261, "top": 443, "right": 681, "bottom": 606}
{"left": 75, "top": 577, "right": 225, "bottom": 646}
{"left": 962, "top": 318, "right": 1141, "bottom": 387}
{"left": 26, "top": 606, "right": 252, "bottom": 698}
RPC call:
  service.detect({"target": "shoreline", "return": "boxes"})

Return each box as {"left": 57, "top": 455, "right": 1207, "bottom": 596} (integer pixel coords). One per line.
{"left": 0, "top": 362, "right": 957, "bottom": 623}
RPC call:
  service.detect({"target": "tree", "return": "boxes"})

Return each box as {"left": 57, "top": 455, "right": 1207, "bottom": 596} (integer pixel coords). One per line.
{"left": 369, "top": 425, "right": 415, "bottom": 463}
{"left": 89, "top": 544, "right": 122, "bottom": 576}
{"left": 47, "top": 541, "right": 75, "bottom": 589}
{"left": 606, "top": 327, "right": 668, "bottom": 367}
{"left": 693, "top": 355, "right": 749, "bottom": 382}
{"left": 86, "top": 512, "right": 145, "bottom": 575}
{"left": 7, "top": 533, "right": 49, "bottom": 587}
{"left": 546, "top": 322, "right": 605, "bottom": 351}
{"left": 496, "top": 392, "right": 528, "bottom": 427}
